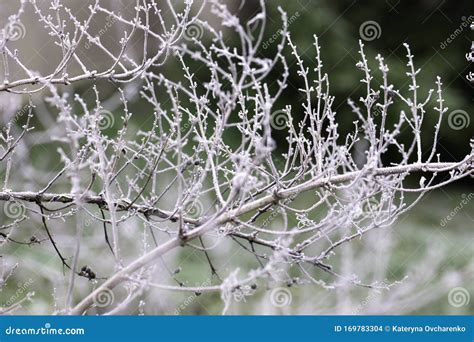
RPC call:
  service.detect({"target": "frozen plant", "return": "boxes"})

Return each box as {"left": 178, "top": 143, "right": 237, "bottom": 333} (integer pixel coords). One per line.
{"left": 0, "top": 0, "right": 472, "bottom": 315}
{"left": 467, "top": 22, "right": 474, "bottom": 82}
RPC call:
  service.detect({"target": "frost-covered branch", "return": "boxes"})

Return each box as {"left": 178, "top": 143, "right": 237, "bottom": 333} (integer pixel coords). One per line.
{"left": 0, "top": 0, "right": 472, "bottom": 315}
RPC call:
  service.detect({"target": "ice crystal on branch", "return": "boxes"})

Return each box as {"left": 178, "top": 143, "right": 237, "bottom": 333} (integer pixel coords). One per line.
{"left": 0, "top": 0, "right": 472, "bottom": 315}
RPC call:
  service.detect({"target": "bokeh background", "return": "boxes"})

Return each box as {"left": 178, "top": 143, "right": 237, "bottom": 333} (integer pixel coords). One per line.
{"left": 0, "top": 0, "right": 472, "bottom": 315}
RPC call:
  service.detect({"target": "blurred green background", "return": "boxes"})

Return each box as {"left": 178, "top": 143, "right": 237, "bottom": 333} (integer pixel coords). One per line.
{"left": 245, "top": 0, "right": 473, "bottom": 164}
{"left": 1, "top": 0, "right": 472, "bottom": 315}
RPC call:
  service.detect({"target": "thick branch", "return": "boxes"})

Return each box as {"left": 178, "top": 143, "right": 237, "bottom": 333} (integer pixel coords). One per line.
{"left": 68, "top": 160, "right": 472, "bottom": 314}
{"left": 1, "top": 161, "right": 470, "bottom": 225}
